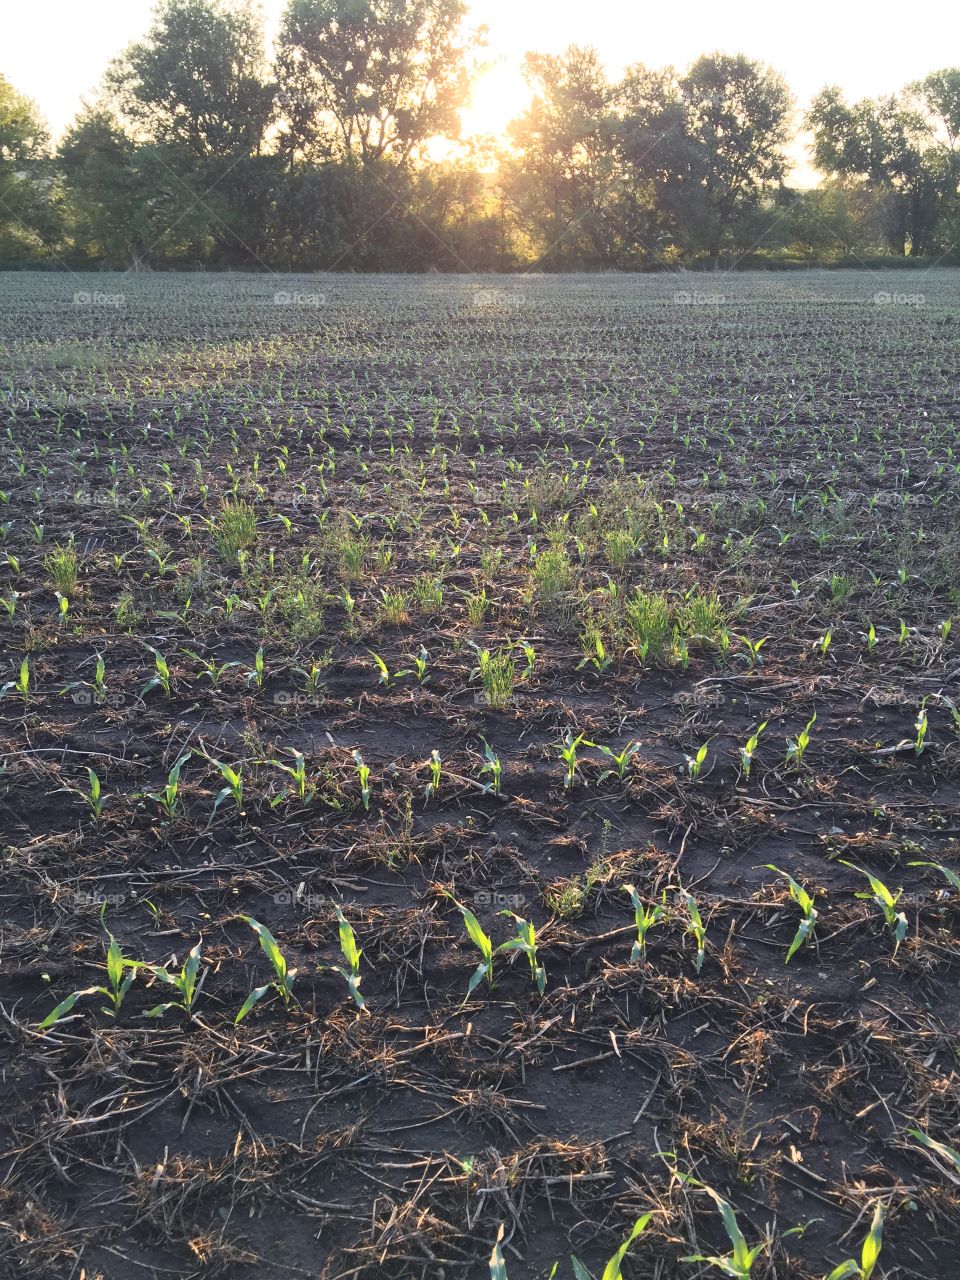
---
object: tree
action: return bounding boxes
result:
[99,0,277,265]
[107,0,274,159]
[0,76,59,259]
[808,87,940,255]
[275,0,482,164]
[679,53,793,261]
[504,46,625,267]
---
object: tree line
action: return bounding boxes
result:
[2,0,958,271]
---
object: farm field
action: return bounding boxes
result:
[0,268,959,1280]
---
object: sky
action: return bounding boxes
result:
[5,0,959,185]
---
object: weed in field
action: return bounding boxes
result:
[213,498,257,560]
[470,645,515,707]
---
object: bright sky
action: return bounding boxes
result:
[5,0,959,185]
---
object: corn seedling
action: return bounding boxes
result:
[141,645,172,699]
[914,703,928,754]
[39,925,139,1029]
[79,767,107,820]
[445,893,498,998]
[424,749,442,800]
[266,748,312,804]
[578,629,612,676]
[369,650,404,689]
[906,859,960,893]
[558,729,589,789]
[737,634,768,669]
[680,890,707,973]
[146,941,203,1018]
[624,884,666,960]
[785,712,816,769]
[1,656,29,703]
[841,862,907,952]
[907,1129,960,1176]
[329,906,367,1009]
[570,1214,653,1280]
[209,757,244,821]
[823,1202,884,1280]
[738,722,767,780]
[686,740,711,780]
[352,750,371,810]
[680,1182,765,1278]
[236,916,297,1021]
[498,910,546,994]
[245,646,266,690]
[594,740,641,782]
[479,740,503,795]
[766,865,818,962]
[141,752,190,820]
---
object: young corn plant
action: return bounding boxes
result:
[236,916,297,1022]
[141,753,190,820]
[1,656,30,704]
[424,749,442,800]
[77,767,107,821]
[478,740,503,795]
[914,702,928,755]
[594,740,641,783]
[266,748,313,805]
[680,1182,765,1279]
[245,646,266,691]
[558,729,589,789]
[907,859,960,893]
[680,890,707,974]
[907,1129,960,1176]
[146,941,203,1018]
[570,1214,653,1280]
[329,907,367,1010]
[686,740,711,781]
[823,1202,884,1280]
[140,645,172,699]
[623,884,666,961]
[785,712,816,769]
[209,757,244,821]
[39,925,140,1028]
[445,893,498,999]
[738,722,767,780]
[498,910,546,994]
[766,866,818,962]
[841,862,907,953]
[352,750,371,810]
